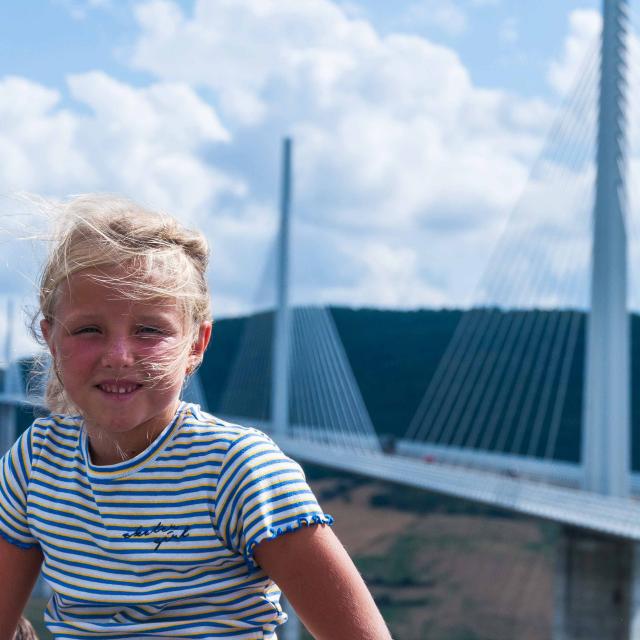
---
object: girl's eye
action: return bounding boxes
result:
[137,326,164,335]
[72,326,100,335]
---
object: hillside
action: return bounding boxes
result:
[199,308,604,465]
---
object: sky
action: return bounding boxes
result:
[0,0,634,356]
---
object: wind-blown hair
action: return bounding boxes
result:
[13,616,39,640]
[32,194,212,413]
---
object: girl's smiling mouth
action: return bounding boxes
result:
[96,381,142,396]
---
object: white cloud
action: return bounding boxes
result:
[334,1,367,20]
[400,1,469,38]
[547,9,601,96]
[130,1,551,236]
[338,241,449,307]
[0,71,236,212]
[67,72,230,147]
[0,76,92,192]
[131,0,380,126]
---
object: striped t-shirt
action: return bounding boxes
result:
[0,402,333,639]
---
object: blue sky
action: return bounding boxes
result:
[0,0,632,355]
[0,2,153,95]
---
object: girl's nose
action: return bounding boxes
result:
[101,337,135,368]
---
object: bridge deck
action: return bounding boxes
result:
[273,435,640,541]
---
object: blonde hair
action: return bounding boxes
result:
[33,194,211,413]
[13,617,38,640]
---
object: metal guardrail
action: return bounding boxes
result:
[273,435,640,541]
[395,439,584,487]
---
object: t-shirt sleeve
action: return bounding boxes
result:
[0,429,37,549]
[213,430,333,569]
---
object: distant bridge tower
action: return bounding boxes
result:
[272,137,293,440]
[271,136,301,640]
[555,1,639,639]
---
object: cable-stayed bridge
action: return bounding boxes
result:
[2,0,640,637]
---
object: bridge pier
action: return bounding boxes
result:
[554,527,640,639]
[0,402,17,454]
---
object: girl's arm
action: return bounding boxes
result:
[0,537,42,639]
[254,524,392,640]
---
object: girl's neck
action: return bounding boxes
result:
[88,435,154,466]
[85,402,181,466]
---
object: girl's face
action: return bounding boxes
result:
[41,265,211,451]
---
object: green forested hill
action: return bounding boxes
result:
[198,308,640,471]
[199,308,465,438]
[329,308,464,439]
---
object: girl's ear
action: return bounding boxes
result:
[189,322,212,368]
[40,318,56,356]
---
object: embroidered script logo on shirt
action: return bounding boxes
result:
[122,522,191,551]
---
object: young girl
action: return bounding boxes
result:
[0,195,391,640]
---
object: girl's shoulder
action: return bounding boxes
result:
[3,412,83,473]
[30,411,83,434]
[27,412,83,450]
[179,403,276,448]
